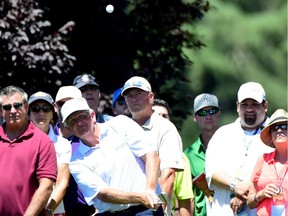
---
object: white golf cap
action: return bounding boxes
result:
[121,76,151,95]
[61,97,90,123]
[55,86,82,102]
[237,82,266,103]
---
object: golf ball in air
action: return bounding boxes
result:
[106,4,114,13]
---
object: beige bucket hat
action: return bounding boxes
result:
[260,109,288,147]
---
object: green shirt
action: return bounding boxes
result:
[184,137,207,216]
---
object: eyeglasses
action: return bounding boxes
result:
[196,108,219,117]
[30,106,53,113]
[80,85,98,92]
[271,124,287,132]
[2,102,23,111]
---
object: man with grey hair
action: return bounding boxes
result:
[61,97,164,215]
[0,85,57,215]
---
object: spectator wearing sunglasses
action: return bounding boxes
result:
[184,93,221,216]
[247,109,288,216]
[73,74,113,123]
[205,82,274,216]
[0,86,57,215]
[111,87,131,117]
[28,91,72,216]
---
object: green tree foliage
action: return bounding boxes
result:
[0,0,75,95]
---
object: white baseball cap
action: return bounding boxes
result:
[121,76,151,95]
[55,86,82,102]
[61,97,90,123]
[194,93,220,113]
[237,82,266,103]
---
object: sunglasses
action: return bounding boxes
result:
[80,85,98,92]
[2,102,23,111]
[196,108,219,117]
[271,124,287,132]
[30,106,53,113]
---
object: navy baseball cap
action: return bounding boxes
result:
[73,74,99,89]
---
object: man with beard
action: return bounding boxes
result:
[205,82,274,216]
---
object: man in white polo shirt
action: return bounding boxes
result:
[61,97,164,216]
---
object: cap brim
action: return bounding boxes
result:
[121,86,150,96]
[28,97,53,105]
[238,94,263,103]
[75,82,99,89]
[195,105,220,113]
